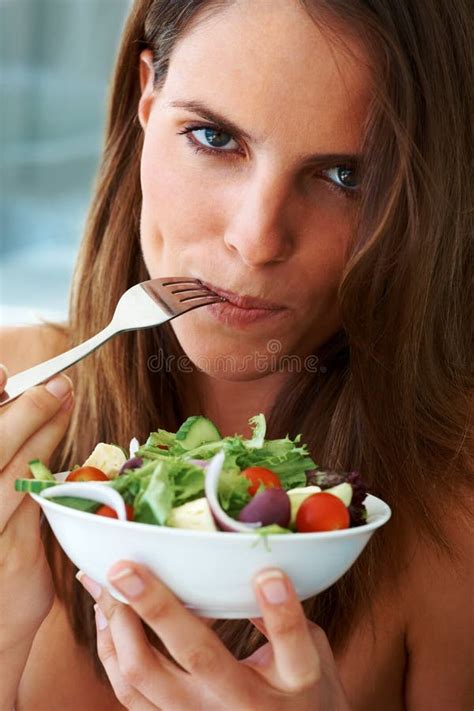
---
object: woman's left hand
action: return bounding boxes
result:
[77,563,350,711]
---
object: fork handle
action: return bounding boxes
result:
[0,324,117,406]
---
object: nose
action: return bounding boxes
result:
[223,169,295,268]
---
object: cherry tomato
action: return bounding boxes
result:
[240,466,282,496]
[96,504,134,521]
[65,466,109,482]
[295,492,350,532]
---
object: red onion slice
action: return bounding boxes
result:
[187,458,210,469]
[129,437,140,458]
[238,487,291,527]
[119,457,143,475]
[204,451,262,532]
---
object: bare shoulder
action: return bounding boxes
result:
[404,493,474,611]
[402,492,474,709]
[0,323,70,375]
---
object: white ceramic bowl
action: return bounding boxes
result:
[32,479,391,619]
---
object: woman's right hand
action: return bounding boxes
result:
[0,364,74,651]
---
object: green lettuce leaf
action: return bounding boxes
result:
[255,524,292,535]
[147,428,176,447]
[133,462,174,525]
[49,496,100,513]
[45,414,318,529]
[235,433,315,489]
[217,467,251,516]
[168,460,205,506]
[115,458,206,523]
[245,413,266,449]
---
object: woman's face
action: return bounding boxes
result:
[138,0,371,379]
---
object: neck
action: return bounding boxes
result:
[190,370,290,438]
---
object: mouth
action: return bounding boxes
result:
[200,280,286,311]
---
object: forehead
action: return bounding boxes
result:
[159,0,373,155]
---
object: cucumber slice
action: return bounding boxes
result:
[15,479,57,493]
[175,416,221,451]
[28,459,55,481]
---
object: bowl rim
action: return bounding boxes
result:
[31,492,391,541]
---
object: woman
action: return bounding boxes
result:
[1,0,472,709]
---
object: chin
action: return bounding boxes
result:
[196,358,282,382]
[180,342,282,381]
[171,318,296,381]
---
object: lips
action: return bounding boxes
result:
[200,280,286,311]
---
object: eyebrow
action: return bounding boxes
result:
[169,99,255,143]
[168,98,361,166]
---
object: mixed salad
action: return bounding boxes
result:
[15,414,368,534]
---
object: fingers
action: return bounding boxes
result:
[0,373,73,469]
[252,568,321,693]
[79,566,331,708]
[0,363,8,392]
[0,403,73,531]
[93,604,158,711]
[82,578,192,709]
[105,562,255,701]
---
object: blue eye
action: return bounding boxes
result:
[324,166,358,191]
[190,127,239,151]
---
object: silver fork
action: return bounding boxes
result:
[0,277,225,406]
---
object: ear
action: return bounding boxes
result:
[138,49,155,129]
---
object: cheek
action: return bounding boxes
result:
[299,201,352,296]
[139,132,227,274]
[291,206,352,346]
[141,131,185,210]
[139,129,177,262]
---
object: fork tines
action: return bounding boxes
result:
[144,277,225,316]
[160,277,224,303]
[159,277,202,287]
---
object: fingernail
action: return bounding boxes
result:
[255,570,289,605]
[0,364,8,385]
[76,570,102,600]
[109,567,145,599]
[45,374,73,400]
[94,604,108,631]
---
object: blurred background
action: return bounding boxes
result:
[1,0,131,325]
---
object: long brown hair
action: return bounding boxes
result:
[45,0,473,683]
